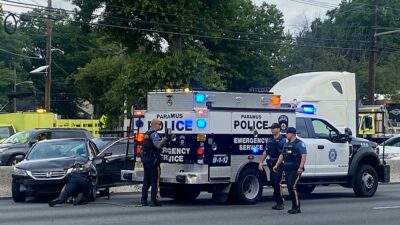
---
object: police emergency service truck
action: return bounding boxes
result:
[122,90,389,204]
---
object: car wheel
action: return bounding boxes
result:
[231,168,263,205]
[353,165,378,197]
[88,186,97,202]
[12,179,26,203]
[8,155,23,166]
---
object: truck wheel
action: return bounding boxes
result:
[12,179,26,203]
[353,165,378,197]
[297,185,316,195]
[233,168,263,204]
[172,189,200,202]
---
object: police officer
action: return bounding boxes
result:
[258,123,287,210]
[272,127,307,214]
[141,118,168,207]
[49,162,97,207]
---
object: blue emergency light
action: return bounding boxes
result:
[197,119,207,129]
[252,146,260,153]
[135,120,144,128]
[301,105,316,114]
[195,93,206,103]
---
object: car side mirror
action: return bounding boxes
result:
[344,128,353,142]
[29,140,37,147]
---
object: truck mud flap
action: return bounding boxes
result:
[379,164,390,183]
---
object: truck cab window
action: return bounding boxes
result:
[296,117,310,138]
[311,119,339,142]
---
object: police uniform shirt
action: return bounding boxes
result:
[282,140,307,167]
[264,135,287,159]
[148,128,161,146]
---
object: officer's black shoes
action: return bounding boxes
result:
[288,208,301,214]
[49,198,62,207]
[272,204,284,210]
[141,201,148,206]
[149,201,162,207]
[73,193,84,206]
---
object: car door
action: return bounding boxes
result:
[97,138,136,187]
[295,117,315,177]
[308,118,349,176]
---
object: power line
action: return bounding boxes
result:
[0,2,377,46]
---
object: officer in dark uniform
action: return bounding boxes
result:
[141,118,168,207]
[273,127,307,214]
[258,123,287,210]
[49,162,97,207]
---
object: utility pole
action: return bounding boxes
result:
[45,0,52,112]
[368,0,378,105]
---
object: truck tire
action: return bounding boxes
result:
[233,168,263,205]
[172,189,200,202]
[12,179,26,203]
[353,165,378,197]
[297,184,316,195]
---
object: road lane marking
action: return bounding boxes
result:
[373,206,400,210]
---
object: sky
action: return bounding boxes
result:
[2,0,341,32]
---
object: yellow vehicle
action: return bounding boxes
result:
[358,105,395,143]
[0,112,100,140]
[0,124,16,143]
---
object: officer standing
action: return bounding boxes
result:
[258,123,287,210]
[272,127,307,214]
[141,118,168,207]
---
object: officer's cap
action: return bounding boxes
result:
[286,127,297,134]
[269,123,281,129]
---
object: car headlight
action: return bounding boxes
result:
[13,167,28,176]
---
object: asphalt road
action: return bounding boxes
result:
[1,184,400,225]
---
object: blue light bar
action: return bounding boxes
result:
[301,105,316,114]
[195,93,206,103]
[197,119,207,129]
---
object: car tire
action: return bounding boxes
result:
[88,186,97,202]
[232,168,263,205]
[353,165,378,197]
[12,179,26,203]
[297,184,316,195]
[8,155,23,166]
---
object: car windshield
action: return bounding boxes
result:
[3,131,33,144]
[27,139,88,160]
[380,137,400,147]
[93,138,118,150]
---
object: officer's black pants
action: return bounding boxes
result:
[141,161,158,203]
[272,169,301,209]
[271,168,285,205]
[59,174,91,203]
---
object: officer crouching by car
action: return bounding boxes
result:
[272,127,307,214]
[258,123,287,209]
[141,118,169,207]
[49,162,97,207]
